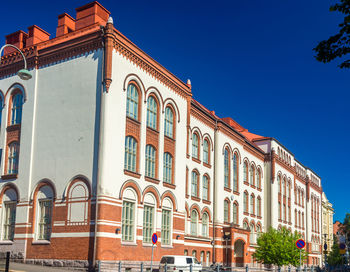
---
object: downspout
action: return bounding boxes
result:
[93,16,114,268]
[212,118,218,264]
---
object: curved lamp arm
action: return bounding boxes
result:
[0,44,32,80]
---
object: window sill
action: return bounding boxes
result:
[203,162,211,169]
[126,116,141,125]
[202,199,211,205]
[251,185,256,189]
[243,212,249,216]
[164,135,175,142]
[121,241,137,246]
[233,191,240,196]
[161,244,173,248]
[192,157,201,164]
[1,174,18,180]
[146,126,159,134]
[32,240,51,245]
[6,124,21,132]
[251,214,256,218]
[0,241,14,245]
[243,181,249,186]
[257,188,262,192]
[257,216,262,220]
[224,187,231,193]
[124,169,141,179]
[163,182,176,189]
[184,235,211,242]
[145,176,160,184]
[191,196,200,202]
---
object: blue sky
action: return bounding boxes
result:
[2,0,348,221]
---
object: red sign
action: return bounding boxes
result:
[296,239,306,249]
[152,233,158,244]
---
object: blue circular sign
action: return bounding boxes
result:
[340,243,346,250]
[296,239,306,249]
[152,233,158,244]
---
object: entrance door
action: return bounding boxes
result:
[234,240,245,267]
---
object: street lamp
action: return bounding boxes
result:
[0,44,32,80]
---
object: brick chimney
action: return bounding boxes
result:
[27,25,50,46]
[4,30,28,55]
[56,13,76,37]
[75,1,110,30]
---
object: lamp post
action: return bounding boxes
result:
[0,44,32,80]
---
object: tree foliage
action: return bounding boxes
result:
[340,213,350,236]
[252,227,307,267]
[314,0,350,68]
[327,235,343,266]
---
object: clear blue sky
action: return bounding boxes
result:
[2,0,348,222]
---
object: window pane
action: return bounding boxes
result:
[125,137,137,172]
[11,93,23,125]
[3,202,16,240]
[203,140,209,164]
[224,149,229,188]
[143,205,154,243]
[163,153,172,184]
[191,210,198,236]
[192,134,198,158]
[122,201,135,241]
[147,97,157,129]
[202,176,208,200]
[191,172,198,197]
[161,209,171,245]
[224,200,228,222]
[164,107,174,138]
[8,142,19,174]
[38,199,52,240]
[145,145,156,178]
[233,154,238,191]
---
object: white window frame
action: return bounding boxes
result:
[146,96,157,130]
[161,208,172,245]
[145,145,156,178]
[122,200,135,242]
[125,136,137,172]
[37,199,53,241]
[2,201,16,241]
[143,205,154,243]
[164,107,174,138]
[126,84,138,120]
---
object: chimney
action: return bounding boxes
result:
[56,13,75,37]
[27,25,50,46]
[4,30,28,55]
[75,1,110,30]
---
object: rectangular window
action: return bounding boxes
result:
[161,209,171,245]
[191,172,198,197]
[3,201,16,240]
[122,201,135,241]
[143,205,154,243]
[38,199,52,240]
[202,176,208,200]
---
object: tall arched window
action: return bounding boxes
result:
[11,93,23,125]
[145,145,156,178]
[1,188,17,241]
[202,175,209,201]
[202,212,209,237]
[250,194,255,214]
[163,152,172,184]
[257,169,261,189]
[191,210,198,236]
[282,178,286,196]
[161,198,172,245]
[36,185,54,241]
[146,96,157,129]
[192,133,199,159]
[224,148,230,188]
[250,165,255,186]
[257,197,261,217]
[124,136,137,172]
[243,161,248,183]
[244,192,248,213]
[143,194,155,243]
[233,153,238,191]
[278,202,281,220]
[203,139,209,164]
[191,171,198,197]
[164,107,174,138]
[233,202,238,224]
[278,176,281,193]
[7,142,19,174]
[224,200,229,222]
[126,84,139,120]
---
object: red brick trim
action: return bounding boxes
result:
[191,196,200,202]
[161,191,177,211]
[145,176,160,184]
[0,183,20,203]
[124,170,141,179]
[202,200,211,205]
[192,157,201,164]
[1,174,18,180]
[163,182,176,189]
[142,185,161,208]
[224,187,231,193]
[120,180,142,204]
[203,162,211,169]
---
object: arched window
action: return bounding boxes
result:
[10,93,23,125]
[287,182,290,198]
[295,209,297,227]
[67,180,89,224]
[146,96,157,130]
[200,251,204,264]
[250,194,255,214]
[143,194,155,243]
[277,176,281,193]
[202,212,209,237]
[233,153,238,191]
[244,192,248,213]
[163,152,172,184]
[224,148,230,188]
[164,107,174,138]
[145,145,156,178]
[7,142,19,174]
[1,188,17,241]
[206,252,210,266]
[233,202,238,224]
[191,171,199,197]
[243,221,249,230]
[161,198,173,245]
[192,250,197,258]
[278,202,281,220]
[243,161,248,183]
[203,139,209,164]
[125,136,137,172]
[256,224,261,233]
[191,210,198,236]
[257,197,261,217]
[202,175,209,201]
[36,185,54,241]
[282,178,286,196]
[184,249,188,256]
[224,200,229,222]
[126,84,139,120]
[257,169,261,189]
[302,212,305,228]
[192,133,199,159]
[250,165,255,186]
[283,204,286,221]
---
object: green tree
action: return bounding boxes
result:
[340,213,350,236]
[327,236,343,266]
[313,0,350,68]
[253,227,307,267]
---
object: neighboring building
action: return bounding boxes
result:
[334,221,344,239]
[322,192,334,264]
[0,1,323,269]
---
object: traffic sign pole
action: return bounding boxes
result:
[299,249,301,271]
[150,233,158,272]
[295,239,305,271]
[151,244,154,272]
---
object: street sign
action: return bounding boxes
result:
[324,243,328,251]
[339,243,346,250]
[296,239,306,249]
[340,249,346,255]
[152,233,158,244]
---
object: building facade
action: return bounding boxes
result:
[0,1,323,269]
[321,192,334,264]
